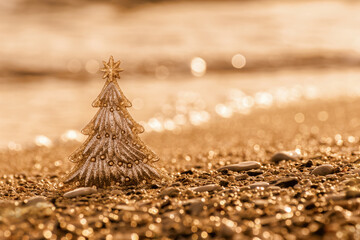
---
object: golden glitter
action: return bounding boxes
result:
[118,161,123,166]
[108,161,114,166]
[67,224,76,232]
[148,207,158,215]
[125,177,130,182]
[131,233,139,240]
[82,229,93,237]
[90,157,96,162]
[102,217,109,223]
[43,230,52,239]
[112,135,116,139]
[100,155,105,160]
[201,231,208,238]
[127,163,132,168]
[110,108,114,112]
[121,130,125,134]
[103,103,108,107]
[65,233,73,239]
[135,160,139,164]
[145,231,153,238]
[96,135,101,139]
[116,106,121,111]
[105,133,110,138]
[192,234,198,240]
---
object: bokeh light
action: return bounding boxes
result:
[85,59,99,74]
[231,54,246,69]
[61,130,84,142]
[215,104,233,118]
[35,135,53,147]
[191,57,207,77]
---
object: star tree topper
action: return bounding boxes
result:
[101,56,123,81]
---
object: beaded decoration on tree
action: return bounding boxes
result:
[64,56,160,187]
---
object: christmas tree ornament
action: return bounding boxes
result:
[64,56,160,187]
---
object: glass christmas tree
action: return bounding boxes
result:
[64,56,160,187]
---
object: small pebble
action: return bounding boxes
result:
[183,198,204,215]
[352,169,360,175]
[299,160,313,168]
[191,184,221,193]
[247,170,263,176]
[159,187,180,197]
[270,151,300,163]
[220,222,235,238]
[235,174,248,180]
[181,169,194,175]
[353,158,360,163]
[217,161,261,172]
[171,182,182,187]
[312,164,334,176]
[115,205,136,211]
[326,193,346,201]
[342,178,359,186]
[253,199,269,207]
[64,187,97,198]
[24,196,48,205]
[275,177,299,188]
[219,180,229,187]
[249,182,269,189]
[346,189,360,199]
[150,184,161,189]
[268,186,281,191]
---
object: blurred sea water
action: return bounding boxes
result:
[0,0,360,76]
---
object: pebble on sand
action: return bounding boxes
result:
[326,193,346,201]
[353,169,360,175]
[249,182,269,189]
[312,164,334,176]
[115,205,136,211]
[159,187,180,197]
[346,189,360,199]
[182,198,204,215]
[274,177,299,188]
[24,196,48,205]
[217,161,261,172]
[64,187,97,198]
[235,174,248,180]
[191,184,221,193]
[270,151,300,163]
